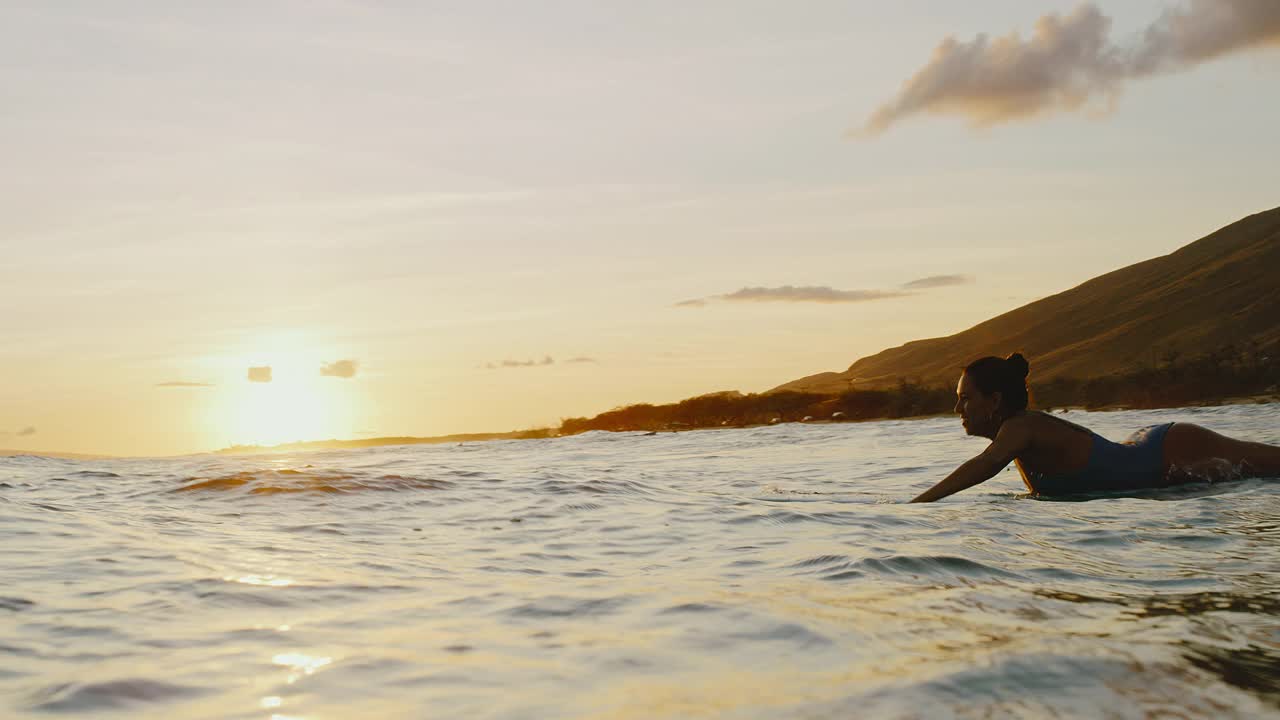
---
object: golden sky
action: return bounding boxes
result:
[2,1,1278,456]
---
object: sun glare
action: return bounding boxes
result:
[207,344,358,448]
[235,378,334,447]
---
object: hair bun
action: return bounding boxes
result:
[1005,352,1030,379]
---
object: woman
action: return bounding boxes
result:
[910,353,1280,502]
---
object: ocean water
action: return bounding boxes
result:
[2,405,1278,720]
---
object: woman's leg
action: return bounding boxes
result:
[1162,423,1280,481]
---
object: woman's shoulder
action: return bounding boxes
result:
[1018,410,1095,438]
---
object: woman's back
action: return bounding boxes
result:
[1009,411,1096,492]
[1017,413,1179,495]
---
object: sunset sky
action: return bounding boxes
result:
[3,1,1278,456]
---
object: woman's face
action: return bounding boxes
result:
[955,372,1001,438]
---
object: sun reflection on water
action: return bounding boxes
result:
[224,574,295,587]
[273,652,333,685]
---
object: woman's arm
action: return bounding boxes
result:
[910,419,1031,503]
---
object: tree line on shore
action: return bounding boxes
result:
[556,342,1279,435]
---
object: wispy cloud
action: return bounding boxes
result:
[484,356,555,370]
[320,359,359,379]
[722,286,907,303]
[247,366,273,383]
[900,274,974,289]
[859,0,1280,135]
[677,276,977,308]
[565,356,598,364]
[156,381,215,388]
[2,426,38,437]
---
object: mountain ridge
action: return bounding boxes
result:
[772,206,1280,394]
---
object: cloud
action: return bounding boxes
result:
[720,285,908,303]
[247,366,273,383]
[678,278,974,307]
[156,381,215,388]
[565,356,598,364]
[1134,0,1280,71]
[320,359,358,378]
[485,356,555,369]
[17,426,36,437]
[901,274,974,289]
[859,1,1280,135]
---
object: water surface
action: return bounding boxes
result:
[2,405,1278,718]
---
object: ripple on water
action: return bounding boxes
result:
[657,602,724,615]
[837,649,1275,719]
[1182,641,1280,703]
[731,622,832,648]
[505,595,633,619]
[1035,589,1280,618]
[282,522,348,535]
[681,618,833,654]
[28,679,208,713]
[789,554,849,570]
[172,470,454,494]
[852,554,1026,582]
[58,470,122,479]
[0,597,35,612]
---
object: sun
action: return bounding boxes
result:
[233,377,337,447]
[208,344,358,449]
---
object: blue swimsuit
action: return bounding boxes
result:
[1027,423,1176,496]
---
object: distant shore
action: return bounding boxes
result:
[7,393,1274,461]
[212,392,1279,456]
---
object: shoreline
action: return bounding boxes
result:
[555,393,1280,439]
[8,394,1276,461]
